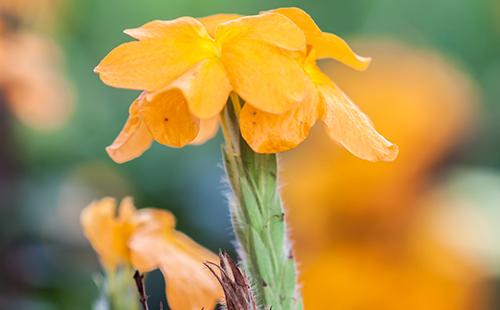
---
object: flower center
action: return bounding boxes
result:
[200,38,222,58]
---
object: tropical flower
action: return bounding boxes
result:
[240,7,397,161]
[81,197,223,310]
[95,12,311,163]
[96,8,397,163]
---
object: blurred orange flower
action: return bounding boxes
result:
[0,1,73,131]
[301,232,484,310]
[97,8,397,163]
[0,0,60,30]
[81,197,223,310]
[0,32,73,131]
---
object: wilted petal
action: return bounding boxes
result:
[80,198,130,271]
[240,87,319,153]
[171,58,231,119]
[319,83,398,162]
[191,117,219,145]
[130,226,222,310]
[118,197,136,220]
[198,14,241,37]
[141,90,200,147]
[222,40,310,114]
[127,209,177,271]
[216,13,306,51]
[166,232,223,310]
[106,97,153,164]
[95,17,215,91]
[271,7,371,70]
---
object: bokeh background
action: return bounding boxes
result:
[1,0,499,309]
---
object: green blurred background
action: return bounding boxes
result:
[1,0,499,309]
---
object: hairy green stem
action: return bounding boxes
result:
[220,95,302,310]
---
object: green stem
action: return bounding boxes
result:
[94,267,139,310]
[221,95,302,310]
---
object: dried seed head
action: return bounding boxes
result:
[205,252,257,310]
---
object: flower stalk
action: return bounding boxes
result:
[221,94,302,310]
[94,267,139,310]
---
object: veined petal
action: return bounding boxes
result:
[198,14,241,38]
[106,97,153,164]
[222,40,310,114]
[240,86,319,153]
[190,117,219,145]
[124,17,210,40]
[141,90,200,147]
[271,7,371,70]
[129,227,222,310]
[216,12,306,51]
[319,83,398,162]
[171,58,231,119]
[95,17,215,91]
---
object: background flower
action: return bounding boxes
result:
[81,197,223,310]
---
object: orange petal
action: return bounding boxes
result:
[240,85,319,153]
[124,17,209,40]
[319,83,398,162]
[315,33,371,71]
[165,232,222,310]
[95,17,214,91]
[222,40,310,114]
[106,97,153,164]
[127,208,178,272]
[216,12,306,52]
[134,208,177,232]
[171,58,231,119]
[118,196,137,221]
[129,227,222,310]
[80,198,129,271]
[198,14,241,37]
[271,7,371,70]
[191,117,219,145]
[140,90,200,147]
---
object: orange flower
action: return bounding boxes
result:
[0,33,73,131]
[0,3,73,132]
[239,7,398,161]
[96,12,311,163]
[81,197,223,310]
[97,9,397,163]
